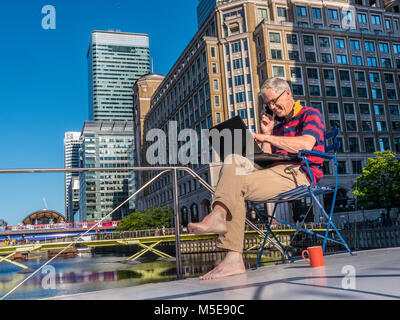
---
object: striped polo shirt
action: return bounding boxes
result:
[271,100,325,184]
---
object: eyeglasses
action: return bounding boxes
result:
[264,90,286,110]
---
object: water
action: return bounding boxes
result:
[0,252,276,300]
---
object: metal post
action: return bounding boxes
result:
[172,168,184,279]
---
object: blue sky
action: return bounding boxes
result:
[0,0,199,225]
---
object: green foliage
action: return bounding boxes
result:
[115,206,174,231]
[352,151,400,213]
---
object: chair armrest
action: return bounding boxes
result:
[298,150,336,160]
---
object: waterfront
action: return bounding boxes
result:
[0,251,275,300]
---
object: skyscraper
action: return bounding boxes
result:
[64,132,81,222]
[88,30,150,122]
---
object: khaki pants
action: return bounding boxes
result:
[212,155,310,253]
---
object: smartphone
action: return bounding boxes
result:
[264,105,274,116]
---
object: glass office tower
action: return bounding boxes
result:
[88,31,150,122]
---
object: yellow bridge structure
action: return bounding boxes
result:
[0,227,329,273]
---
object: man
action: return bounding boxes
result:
[188,77,325,280]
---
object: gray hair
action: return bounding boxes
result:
[259,77,291,100]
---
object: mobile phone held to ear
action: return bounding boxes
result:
[264,105,273,116]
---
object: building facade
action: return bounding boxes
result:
[88,31,150,122]
[135,0,400,226]
[79,121,135,222]
[64,132,81,222]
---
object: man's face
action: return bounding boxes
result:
[263,88,294,118]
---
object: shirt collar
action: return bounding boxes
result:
[293,100,303,117]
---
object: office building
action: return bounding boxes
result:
[135,0,400,225]
[64,132,81,222]
[88,30,150,121]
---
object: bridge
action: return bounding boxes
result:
[0,226,330,273]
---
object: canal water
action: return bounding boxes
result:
[0,252,277,300]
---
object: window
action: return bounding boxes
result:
[339,70,350,81]
[328,102,339,113]
[337,54,348,64]
[377,121,387,132]
[311,102,323,113]
[312,7,322,19]
[328,9,338,20]
[385,19,391,30]
[357,87,368,98]
[326,86,337,96]
[379,138,390,151]
[365,137,375,153]
[237,109,247,119]
[214,95,220,107]
[346,120,357,131]
[354,71,365,82]
[321,53,332,63]
[387,89,397,100]
[393,44,400,54]
[235,92,246,103]
[372,88,382,99]
[269,32,281,43]
[359,104,370,114]
[286,34,298,45]
[303,35,314,46]
[271,49,282,60]
[349,138,360,152]
[323,69,335,80]
[350,40,360,50]
[396,138,400,153]
[292,84,304,95]
[370,72,380,83]
[365,41,375,52]
[277,7,288,18]
[215,112,221,124]
[296,6,307,17]
[352,56,363,65]
[305,52,316,62]
[371,15,381,25]
[234,75,244,86]
[272,66,285,78]
[358,13,367,24]
[290,67,302,78]
[330,119,341,130]
[344,103,354,114]
[392,121,400,132]
[381,58,392,68]
[338,161,347,174]
[352,160,363,174]
[319,37,330,48]
[389,105,399,115]
[374,104,385,116]
[233,59,243,69]
[362,121,373,131]
[367,57,377,67]
[288,50,300,61]
[379,43,389,53]
[211,63,217,74]
[385,73,394,83]
[307,68,319,79]
[211,47,216,57]
[231,42,241,53]
[257,8,268,21]
[309,85,321,96]
[335,38,346,49]
[342,87,352,97]
[213,79,219,90]
[323,162,331,175]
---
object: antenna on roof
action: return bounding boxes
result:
[151,58,154,73]
[43,197,48,210]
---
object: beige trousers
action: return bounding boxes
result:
[212,155,310,253]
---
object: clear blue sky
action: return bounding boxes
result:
[0,0,199,225]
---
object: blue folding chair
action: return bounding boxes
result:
[249,129,353,268]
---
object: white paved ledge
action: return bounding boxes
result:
[48,247,400,300]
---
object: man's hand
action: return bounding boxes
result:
[253,132,269,143]
[260,111,275,134]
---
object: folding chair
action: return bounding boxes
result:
[248,129,353,269]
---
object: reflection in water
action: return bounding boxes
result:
[0,251,276,300]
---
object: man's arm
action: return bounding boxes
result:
[254,133,316,154]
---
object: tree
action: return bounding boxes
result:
[352,151,400,219]
[116,206,174,231]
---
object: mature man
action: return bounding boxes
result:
[188,77,325,280]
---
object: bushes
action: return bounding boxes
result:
[116,206,174,231]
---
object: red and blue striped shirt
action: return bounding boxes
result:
[271,101,325,184]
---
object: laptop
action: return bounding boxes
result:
[209,116,299,167]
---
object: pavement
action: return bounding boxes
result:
[47,247,400,300]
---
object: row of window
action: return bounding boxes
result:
[327,136,400,155]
